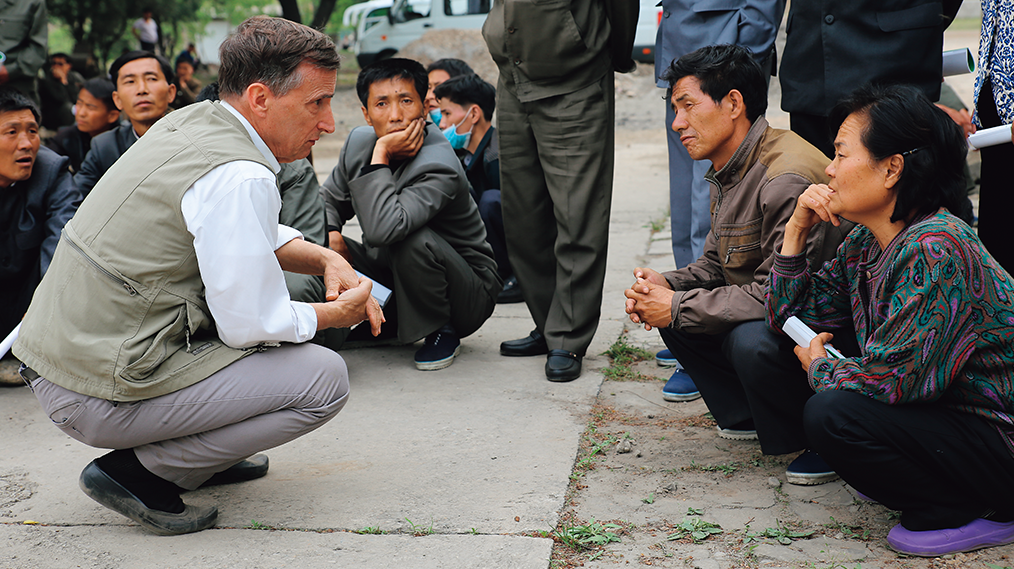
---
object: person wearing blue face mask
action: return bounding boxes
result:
[425,58,473,127]
[435,74,520,304]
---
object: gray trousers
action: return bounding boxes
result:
[496,73,615,355]
[31,343,349,490]
[665,98,712,268]
[346,226,498,344]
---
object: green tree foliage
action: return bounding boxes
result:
[50,0,204,67]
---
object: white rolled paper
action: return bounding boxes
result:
[968,124,1013,149]
[942,48,975,76]
[0,323,20,360]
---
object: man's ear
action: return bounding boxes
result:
[361,106,373,127]
[166,83,177,105]
[245,83,271,118]
[725,89,745,121]
[884,154,905,189]
[112,91,125,112]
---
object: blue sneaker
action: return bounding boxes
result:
[655,349,681,367]
[662,368,700,402]
[785,450,839,485]
[414,325,460,371]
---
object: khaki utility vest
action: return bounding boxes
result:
[15,101,274,402]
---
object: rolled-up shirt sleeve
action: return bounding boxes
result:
[181,160,318,348]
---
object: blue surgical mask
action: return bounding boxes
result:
[429,109,442,125]
[442,115,473,150]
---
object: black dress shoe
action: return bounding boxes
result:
[500,329,549,356]
[497,275,524,304]
[545,349,582,382]
[198,454,269,488]
[80,460,218,535]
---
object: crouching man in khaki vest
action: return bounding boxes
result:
[12,16,383,536]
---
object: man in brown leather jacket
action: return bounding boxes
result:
[625,45,852,485]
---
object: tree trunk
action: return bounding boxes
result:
[279,0,302,23]
[310,0,338,30]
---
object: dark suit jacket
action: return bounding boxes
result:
[320,123,496,277]
[654,0,783,87]
[73,122,136,197]
[461,126,499,200]
[0,146,81,331]
[780,0,961,116]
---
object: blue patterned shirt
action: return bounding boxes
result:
[974,0,1014,126]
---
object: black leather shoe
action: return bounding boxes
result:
[545,349,582,382]
[199,454,269,488]
[497,275,524,304]
[500,329,549,357]
[80,460,218,535]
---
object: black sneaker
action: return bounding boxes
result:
[414,325,460,371]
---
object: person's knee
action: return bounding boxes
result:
[803,390,857,452]
[478,190,501,220]
[304,348,350,420]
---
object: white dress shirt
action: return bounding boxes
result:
[180,101,318,348]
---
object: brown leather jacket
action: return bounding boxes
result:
[663,117,853,334]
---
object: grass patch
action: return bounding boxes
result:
[667,516,723,543]
[601,335,656,382]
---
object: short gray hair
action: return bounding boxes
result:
[218,16,340,98]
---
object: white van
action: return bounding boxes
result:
[354,0,491,68]
[633,0,662,63]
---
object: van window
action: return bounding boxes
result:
[391,0,430,23]
[443,0,490,16]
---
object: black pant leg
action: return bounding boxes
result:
[659,324,750,427]
[975,80,1014,274]
[789,113,834,159]
[804,390,1014,531]
[725,320,815,455]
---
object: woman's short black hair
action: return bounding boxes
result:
[829,84,969,224]
[81,77,116,112]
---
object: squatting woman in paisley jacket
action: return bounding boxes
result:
[766,84,1014,558]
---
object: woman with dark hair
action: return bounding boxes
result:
[766,84,1014,557]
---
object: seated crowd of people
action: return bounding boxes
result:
[1,13,1013,561]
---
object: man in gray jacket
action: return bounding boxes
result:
[624,45,851,486]
[321,58,499,371]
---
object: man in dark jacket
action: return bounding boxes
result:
[321,59,500,371]
[0,88,80,337]
[433,74,520,304]
[780,0,961,157]
[74,51,175,196]
[45,77,120,173]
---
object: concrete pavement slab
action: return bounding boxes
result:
[0,524,551,569]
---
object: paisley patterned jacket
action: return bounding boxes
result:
[767,210,1014,453]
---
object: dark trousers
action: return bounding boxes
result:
[347,226,498,344]
[789,113,834,159]
[804,390,1014,531]
[659,320,815,455]
[476,189,511,278]
[975,78,1014,274]
[497,73,614,355]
